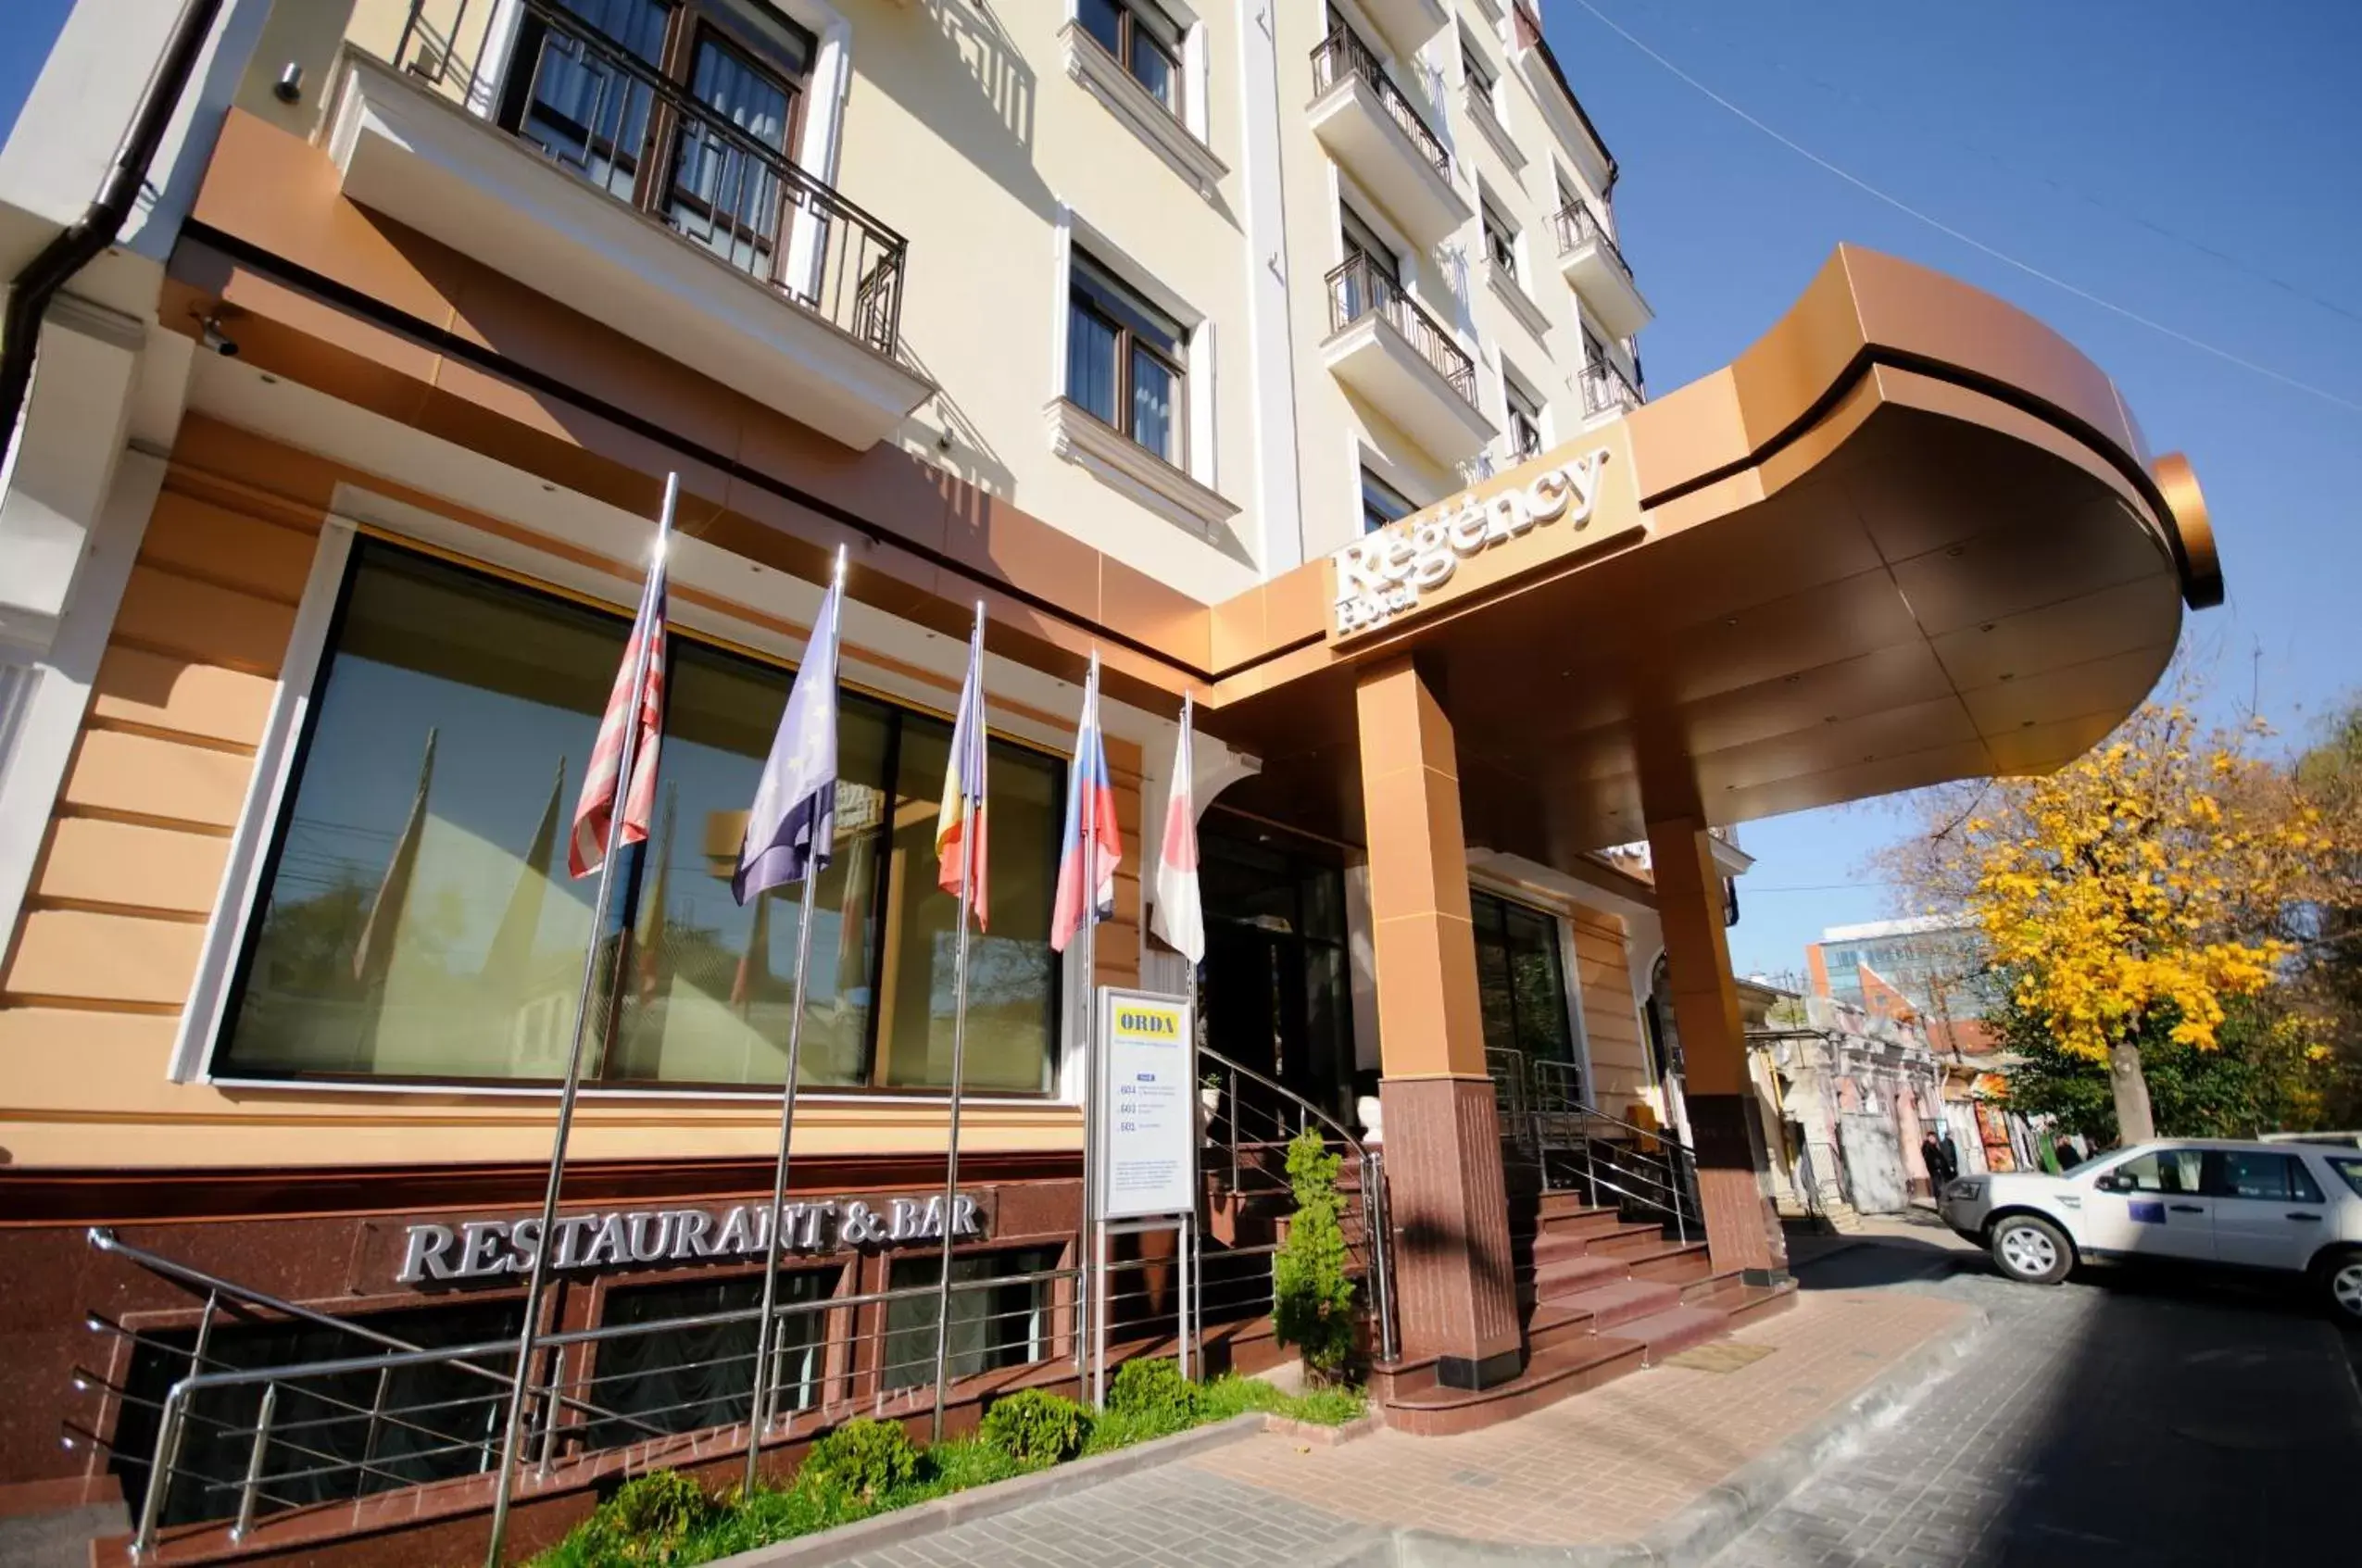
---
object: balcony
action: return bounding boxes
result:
[1552,198,1652,339]
[1580,353,1643,420]
[324,0,933,450]
[1321,253,1495,464]
[1307,29,1472,252]
[1357,0,1451,57]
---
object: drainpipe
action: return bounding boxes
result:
[0,0,226,455]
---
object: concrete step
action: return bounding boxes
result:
[1379,1336,1647,1436]
[1523,1299,1599,1355]
[1531,1251,1628,1297]
[1617,1303,1730,1364]
[1683,1273,1801,1330]
[1537,1190,1608,1221]
[1531,1207,1627,1245]
[1541,1276,1680,1328]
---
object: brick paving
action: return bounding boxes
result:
[1706,1268,2362,1568]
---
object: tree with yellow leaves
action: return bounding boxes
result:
[1927,700,2328,1143]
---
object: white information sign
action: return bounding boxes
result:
[1094,988,1198,1221]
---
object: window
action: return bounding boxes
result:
[591,1268,835,1439]
[1470,889,1577,1097]
[2329,1156,2362,1198]
[2106,1149,2206,1195]
[2205,1151,2325,1204]
[881,1246,1062,1390]
[110,1299,524,1527]
[1463,32,1500,123]
[506,0,819,282]
[1078,0,1184,113]
[1480,199,1519,282]
[1340,204,1400,280]
[1502,369,1544,461]
[215,543,1061,1095]
[1067,249,1188,467]
[1360,467,1416,534]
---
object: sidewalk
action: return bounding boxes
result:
[801,1284,1976,1568]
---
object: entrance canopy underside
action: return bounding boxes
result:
[1200,246,2220,861]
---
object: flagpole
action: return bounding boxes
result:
[484,473,676,1568]
[1077,658,1102,1408]
[929,605,985,1444]
[743,546,843,1494]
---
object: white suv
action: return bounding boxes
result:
[1939,1138,2362,1323]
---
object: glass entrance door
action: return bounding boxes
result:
[1471,888,1580,1106]
[1196,822,1353,1125]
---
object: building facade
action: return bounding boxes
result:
[0,1,2220,1562]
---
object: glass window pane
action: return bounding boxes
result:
[2210,1151,2295,1201]
[1470,894,1516,1059]
[1504,904,1572,1062]
[1129,30,1177,108]
[1130,344,1178,460]
[1071,252,1185,353]
[590,1269,832,1442]
[220,546,627,1083]
[2330,1157,2362,1198]
[1078,0,1123,56]
[668,37,792,275]
[526,0,671,198]
[876,721,1058,1092]
[882,1248,1059,1390]
[1066,301,1120,424]
[1360,468,1414,534]
[604,642,890,1089]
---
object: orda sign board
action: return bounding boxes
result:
[1328,444,1636,641]
[1096,989,1198,1221]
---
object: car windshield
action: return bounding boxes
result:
[2061,1148,2119,1177]
[2329,1156,2362,1200]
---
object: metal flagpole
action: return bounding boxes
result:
[742,548,843,1494]
[928,606,985,1444]
[485,473,677,1568]
[744,870,818,1493]
[1075,658,1099,1402]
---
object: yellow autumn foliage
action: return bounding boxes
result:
[1946,703,2325,1064]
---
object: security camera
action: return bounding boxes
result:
[199,315,239,358]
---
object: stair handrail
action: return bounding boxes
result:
[1197,1045,1363,1153]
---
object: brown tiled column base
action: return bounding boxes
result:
[1686,1092,1787,1276]
[1378,1075,1525,1389]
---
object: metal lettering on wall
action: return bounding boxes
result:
[1329,446,1614,639]
[396,1195,986,1285]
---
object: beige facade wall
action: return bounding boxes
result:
[1277,0,1632,561]
[1570,906,1652,1118]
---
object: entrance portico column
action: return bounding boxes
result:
[1644,816,1787,1276]
[1357,656,1523,1389]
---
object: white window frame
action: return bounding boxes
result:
[1498,355,1549,465]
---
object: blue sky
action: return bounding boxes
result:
[1546,0,2362,977]
[5,2,2355,983]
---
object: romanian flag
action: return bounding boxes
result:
[935,612,989,928]
[1050,655,1122,953]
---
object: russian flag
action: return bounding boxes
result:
[1050,655,1123,953]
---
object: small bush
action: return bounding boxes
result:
[979,1388,1092,1466]
[1107,1356,1203,1430]
[555,1470,716,1565]
[798,1417,920,1502]
[1273,1127,1357,1381]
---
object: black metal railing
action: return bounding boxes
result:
[392,0,906,357]
[1551,197,1630,282]
[1581,353,1643,418]
[1489,1051,1702,1237]
[1310,27,1451,182]
[1325,252,1478,408]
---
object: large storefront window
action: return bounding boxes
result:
[880,1246,1061,1390]
[1471,889,1577,1098]
[216,543,1059,1094]
[589,1268,835,1440]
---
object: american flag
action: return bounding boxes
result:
[569,565,669,879]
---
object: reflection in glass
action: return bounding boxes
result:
[590,1269,832,1440]
[881,1247,1059,1390]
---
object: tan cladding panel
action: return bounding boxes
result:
[4,909,206,1007]
[35,818,229,915]
[62,729,254,828]
[112,564,298,676]
[1572,913,1652,1109]
[90,646,278,748]
[137,491,318,604]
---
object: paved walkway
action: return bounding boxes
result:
[835,1284,1974,1568]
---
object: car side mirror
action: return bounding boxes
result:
[2093,1174,2123,1193]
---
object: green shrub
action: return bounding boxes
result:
[978,1388,1092,1465]
[555,1470,716,1565]
[1273,1128,1357,1381]
[1107,1356,1202,1429]
[797,1417,920,1502]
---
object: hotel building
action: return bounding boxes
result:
[0,1,2220,1561]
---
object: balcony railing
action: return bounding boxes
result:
[1326,252,1477,407]
[393,0,906,358]
[1310,26,1451,182]
[1581,352,1643,418]
[1552,198,1631,282]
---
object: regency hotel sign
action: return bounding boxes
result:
[1328,444,1637,641]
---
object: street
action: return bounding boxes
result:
[1714,1232,2362,1567]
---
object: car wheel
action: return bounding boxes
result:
[1990,1214,2073,1285]
[2320,1250,2362,1325]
